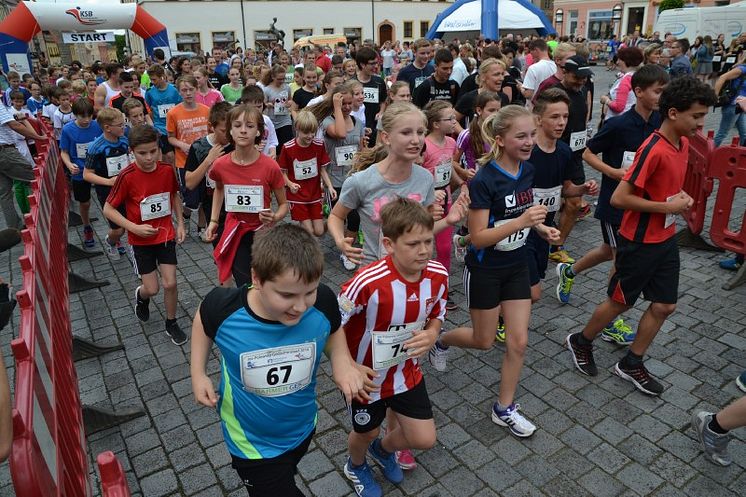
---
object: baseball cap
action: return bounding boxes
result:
[563,55,593,77]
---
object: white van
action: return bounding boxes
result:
[654,2,745,45]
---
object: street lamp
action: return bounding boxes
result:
[555,9,563,36]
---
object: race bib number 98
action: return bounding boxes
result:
[240,343,316,397]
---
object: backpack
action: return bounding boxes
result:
[716,65,746,107]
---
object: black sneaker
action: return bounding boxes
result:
[165,320,188,346]
[134,286,150,322]
[614,361,664,396]
[566,333,598,376]
[446,298,458,311]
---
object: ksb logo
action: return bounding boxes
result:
[65,6,106,26]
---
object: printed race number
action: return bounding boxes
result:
[370,322,424,370]
[225,185,264,213]
[363,87,379,104]
[434,162,452,188]
[293,158,318,180]
[533,186,561,212]
[570,130,587,152]
[140,192,171,221]
[240,343,316,397]
[335,145,357,168]
[493,219,529,251]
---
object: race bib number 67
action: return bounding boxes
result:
[240,343,316,397]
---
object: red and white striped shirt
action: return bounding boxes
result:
[339,256,449,403]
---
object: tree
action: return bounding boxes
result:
[659,0,685,13]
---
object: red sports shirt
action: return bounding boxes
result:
[277,138,330,203]
[106,162,179,245]
[620,131,688,244]
[208,153,285,230]
[339,256,448,403]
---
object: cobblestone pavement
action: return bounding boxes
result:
[1,69,744,497]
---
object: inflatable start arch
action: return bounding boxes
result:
[0,1,169,72]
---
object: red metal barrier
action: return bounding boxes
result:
[9,121,131,496]
[682,130,715,236]
[709,145,746,254]
[97,452,132,497]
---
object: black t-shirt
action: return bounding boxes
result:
[549,82,589,174]
[355,74,387,135]
[529,141,573,226]
[455,89,509,129]
[457,73,478,100]
[293,88,316,110]
[397,63,435,93]
[185,135,234,220]
[502,74,525,105]
[412,76,460,108]
[587,108,661,224]
[208,71,228,89]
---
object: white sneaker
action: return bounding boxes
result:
[452,234,467,263]
[104,237,120,260]
[428,342,448,372]
[491,403,536,438]
[340,254,357,271]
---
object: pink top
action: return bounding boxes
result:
[607,72,634,114]
[196,89,225,108]
[423,135,457,191]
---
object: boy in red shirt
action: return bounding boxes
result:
[104,124,187,345]
[566,77,716,396]
[278,110,335,237]
[339,198,446,497]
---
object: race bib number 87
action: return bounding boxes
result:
[240,343,316,397]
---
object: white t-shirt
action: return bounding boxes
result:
[523,59,558,91]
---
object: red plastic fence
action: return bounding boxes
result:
[682,130,716,235]
[709,144,746,255]
[9,122,130,497]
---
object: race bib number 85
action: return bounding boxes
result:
[240,343,316,397]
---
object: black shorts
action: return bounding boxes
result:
[350,379,432,433]
[232,230,255,287]
[96,189,124,230]
[158,134,174,154]
[71,179,91,203]
[608,236,679,306]
[132,240,177,275]
[332,187,360,232]
[568,155,586,185]
[231,430,313,497]
[464,262,531,309]
[600,221,621,249]
[526,232,550,286]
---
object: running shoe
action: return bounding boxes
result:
[601,319,636,345]
[165,320,188,346]
[116,241,126,256]
[134,285,150,322]
[719,257,743,271]
[368,439,404,484]
[446,298,458,311]
[83,225,95,249]
[395,449,417,470]
[613,361,664,396]
[197,227,210,243]
[340,254,357,271]
[549,248,575,264]
[495,319,506,343]
[566,333,598,376]
[104,236,120,260]
[344,458,382,497]
[452,234,467,263]
[429,341,448,372]
[691,411,733,466]
[555,263,575,304]
[491,402,536,438]
[576,203,592,220]
[736,370,746,393]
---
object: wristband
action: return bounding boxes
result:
[209,219,219,225]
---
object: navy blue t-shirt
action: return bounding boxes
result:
[529,141,573,227]
[466,160,535,268]
[397,63,435,93]
[587,108,661,225]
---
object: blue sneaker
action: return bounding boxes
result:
[555,263,575,304]
[116,241,126,256]
[344,458,382,497]
[601,319,636,345]
[83,225,95,249]
[367,439,404,484]
[719,257,743,271]
[737,371,746,393]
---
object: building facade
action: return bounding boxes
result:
[134,0,456,54]
[552,0,719,41]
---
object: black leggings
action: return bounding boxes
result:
[232,231,255,287]
[332,187,360,232]
[232,431,313,497]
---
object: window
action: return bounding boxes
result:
[420,21,430,38]
[323,28,335,35]
[587,11,613,41]
[403,21,413,39]
[176,32,201,53]
[569,10,578,36]
[211,31,234,50]
[293,28,313,42]
[344,27,362,44]
[542,0,552,10]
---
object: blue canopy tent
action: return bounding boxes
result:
[426,0,556,40]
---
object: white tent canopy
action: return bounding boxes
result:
[426,0,555,38]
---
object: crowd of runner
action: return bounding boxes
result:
[0,32,745,496]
